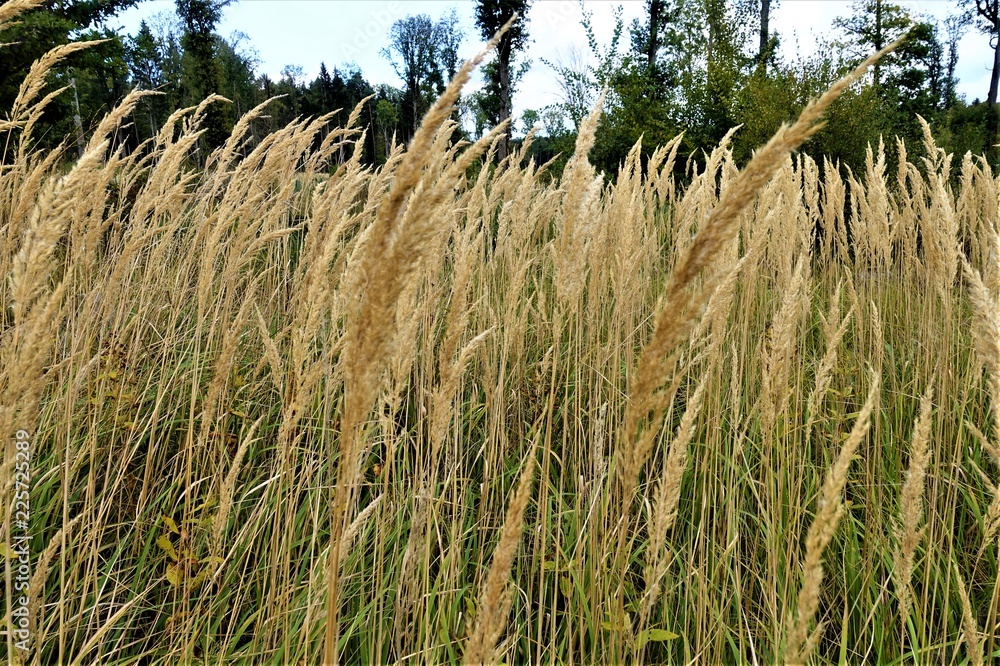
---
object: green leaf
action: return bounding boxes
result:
[637,628,680,650]
[559,574,573,598]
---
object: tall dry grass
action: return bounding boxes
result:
[1,4,998,663]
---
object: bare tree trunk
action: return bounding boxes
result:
[989,35,1000,109]
[71,76,85,160]
[411,78,420,136]
[873,0,883,91]
[972,1,1000,152]
[758,0,771,73]
[647,0,662,73]
[988,36,1000,155]
[498,42,511,162]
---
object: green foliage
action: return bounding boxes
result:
[175,0,231,147]
[937,100,994,158]
[381,11,463,139]
[0,0,139,154]
[0,0,138,101]
[474,0,532,157]
[528,0,993,180]
[2,0,994,177]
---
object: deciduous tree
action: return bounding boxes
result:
[474,0,532,160]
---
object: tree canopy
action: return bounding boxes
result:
[0,0,995,173]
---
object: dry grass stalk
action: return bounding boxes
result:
[961,258,1000,545]
[393,222,491,654]
[785,371,879,665]
[463,435,540,666]
[554,90,605,310]
[894,385,933,622]
[7,41,100,124]
[964,258,1000,431]
[760,254,808,439]
[621,40,903,500]
[324,18,518,665]
[953,561,984,666]
[806,283,851,430]
[211,415,265,557]
[640,376,709,627]
[0,0,43,30]
[967,420,1000,549]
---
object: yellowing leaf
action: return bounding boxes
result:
[230,409,248,419]
[156,534,179,561]
[232,371,247,389]
[161,514,180,535]
[189,568,211,588]
[164,610,187,634]
[636,628,680,650]
[165,563,182,587]
[0,543,13,558]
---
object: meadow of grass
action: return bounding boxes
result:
[1,3,999,663]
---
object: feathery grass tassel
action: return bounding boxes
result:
[323,16,520,666]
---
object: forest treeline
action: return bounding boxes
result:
[1,0,999,177]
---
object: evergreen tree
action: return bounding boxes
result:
[125,20,171,139]
[175,0,231,148]
[216,31,259,119]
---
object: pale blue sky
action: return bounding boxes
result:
[109,0,993,132]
